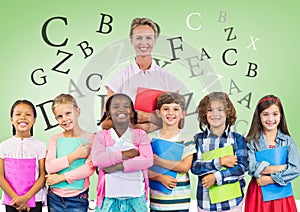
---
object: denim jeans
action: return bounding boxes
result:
[47,189,89,212]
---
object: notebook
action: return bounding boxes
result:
[134,87,164,113]
[4,157,36,207]
[255,146,293,201]
[105,146,144,197]
[201,145,242,204]
[149,138,184,194]
[51,137,87,190]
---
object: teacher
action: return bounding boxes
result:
[101,17,183,132]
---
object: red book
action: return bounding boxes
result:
[134,87,164,113]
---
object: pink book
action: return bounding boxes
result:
[4,158,36,207]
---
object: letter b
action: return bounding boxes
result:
[96,13,113,34]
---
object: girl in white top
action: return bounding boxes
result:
[0,100,47,212]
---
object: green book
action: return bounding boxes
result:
[202,145,242,204]
[52,137,87,190]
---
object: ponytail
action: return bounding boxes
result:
[97,112,107,126]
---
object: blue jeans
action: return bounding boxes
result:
[47,189,89,212]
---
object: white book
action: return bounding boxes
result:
[105,146,144,198]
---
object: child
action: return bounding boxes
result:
[244,95,300,212]
[45,94,95,212]
[92,93,153,212]
[148,92,196,212]
[191,92,248,212]
[0,100,47,212]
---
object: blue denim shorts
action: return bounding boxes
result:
[47,189,89,212]
[96,194,148,212]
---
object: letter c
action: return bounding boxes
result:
[186,12,202,31]
[41,16,68,47]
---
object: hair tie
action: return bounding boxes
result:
[258,97,281,105]
[96,120,101,126]
[103,111,106,115]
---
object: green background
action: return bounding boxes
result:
[1,0,300,201]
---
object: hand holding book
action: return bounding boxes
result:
[256,175,275,187]
[255,146,292,201]
[46,173,66,186]
[74,143,90,158]
[4,158,36,207]
[158,174,177,190]
[201,145,242,204]
[220,155,238,168]
[51,138,88,190]
[121,148,139,160]
[103,163,124,173]
[149,138,184,194]
[105,146,144,198]
[202,173,216,189]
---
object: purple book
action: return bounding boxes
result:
[4,158,36,207]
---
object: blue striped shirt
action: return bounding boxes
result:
[149,130,196,211]
[191,127,248,211]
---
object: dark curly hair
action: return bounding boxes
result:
[197,92,236,131]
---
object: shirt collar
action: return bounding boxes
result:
[132,58,156,75]
[110,128,132,146]
[13,136,34,141]
[276,129,286,141]
[259,129,286,145]
[205,125,230,138]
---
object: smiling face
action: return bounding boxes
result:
[130,25,156,57]
[157,103,184,127]
[206,100,227,133]
[260,104,281,133]
[53,103,80,132]
[109,95,133,127]
[10,103,36,138]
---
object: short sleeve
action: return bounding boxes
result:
[182,134,196,158]
[0,142,4,158]
[37,141,47,160]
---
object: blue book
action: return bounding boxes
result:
[149,138,184,194]
[255,146,293,201]
[52,137,87,190]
